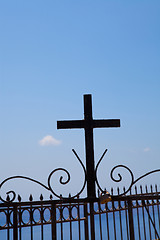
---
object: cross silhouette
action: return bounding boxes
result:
[57,94,120,198]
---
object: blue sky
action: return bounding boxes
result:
[0,0,160,200]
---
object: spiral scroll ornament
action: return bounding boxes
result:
[0,150,86,203]
[95,149,160,197]
[110,165,160,196]
[95,149,108,193]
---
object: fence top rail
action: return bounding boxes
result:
[112,193,160,201]
[0,193,160,208]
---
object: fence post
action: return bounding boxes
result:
[51,202,57,240]
[127,198,135,240]
[84,202,89,240]
[13,205,18,240]
[90,202,95,240]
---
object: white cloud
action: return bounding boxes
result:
[39,135,61,146]
[143,147,151,152]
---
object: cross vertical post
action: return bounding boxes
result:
[84,95,96,197]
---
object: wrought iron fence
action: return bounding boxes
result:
[1,94,160,239]
[1,186,160,240]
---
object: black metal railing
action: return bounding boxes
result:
[1,94,160,239]
[1,185,160,240]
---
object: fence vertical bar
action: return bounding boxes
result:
[155,185,160,233]
[60,202,63,240]
[19,205,22,240]
[51,202,57,240]
[141,199,147,240]
[123,187,129,240]
[40,204,44,240]
[69,201,72,240]
[124,200,129,240]
[118,199,123,240]
[127,198,135,240]
[112,199,117,240]
[146,202,152,240]
[7,206,10,240]
[105,202,110,240]
[90,202,95,240]
[84,203,89,240]
[13,205,18,240]
[77,197,81,240]
[135,200,141,240]
[98,201,103,240]
[30,204,33,240]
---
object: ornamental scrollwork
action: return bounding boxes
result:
[1,147,160,202]
[0,149,86,203]
[110,165,160,196]
[95,149,160,197]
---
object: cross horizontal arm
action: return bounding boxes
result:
[57,120,85,129]
[93,119,120,128]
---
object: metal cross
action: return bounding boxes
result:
[57,94,120,198]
